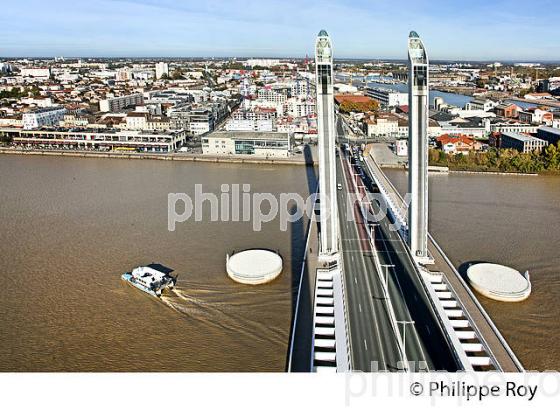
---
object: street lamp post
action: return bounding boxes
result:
[396,320,415,360]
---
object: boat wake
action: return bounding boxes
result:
[160,287,287,348]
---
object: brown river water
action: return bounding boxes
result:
[0,155,314,371]
[384,169,560,371]
[1,155,558,371]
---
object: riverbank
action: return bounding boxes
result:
[366,143,544,176]
[378,162,541,176]
[0,147,316,166]
[429,163,560,176]
[429,147,560,176]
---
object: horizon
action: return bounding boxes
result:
[3,56,560,65]
[2,0,560,60]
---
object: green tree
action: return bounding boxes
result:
[171,69,184,80]
[339,99,379,114]
[0,134,13,145]
[543,143,559,170]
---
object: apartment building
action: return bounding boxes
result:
[22,106,67,130]
[99,93,144,112]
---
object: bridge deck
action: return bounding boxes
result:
[427,239,521,371]
[365,150,523,372]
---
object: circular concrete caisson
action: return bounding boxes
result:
[466,263,531,302]
[226,249,283,285]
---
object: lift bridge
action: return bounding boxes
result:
[287,30,524,374]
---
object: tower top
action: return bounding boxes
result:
[315,30,332,64]
[407,31,428,65]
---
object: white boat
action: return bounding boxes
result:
[121,266,177,297]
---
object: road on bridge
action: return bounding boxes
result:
[336,116,459,371]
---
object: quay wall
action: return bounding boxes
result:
[0,148,317,166]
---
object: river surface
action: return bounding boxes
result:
[2,155,557,371]
[366,81,474,108]
[0,155,315,371]
[383,169,560,371]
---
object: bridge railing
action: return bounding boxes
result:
[428,233,525,372]
[287,205,316,372]
[363,153,474,371]
[335,238,354,371]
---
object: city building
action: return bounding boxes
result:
[365,87,408,107]
[60,113,91,128]
[500,132,548,153]
[202,132,292,157]
[245,59,281,68]
[524,92,554,101]
[494,103,519,118]
[99,93,144,112]
[187,108,214,135]
[125,112,148,130]
[553,113,560,129]
[169,101,232,136]
[0,116,23,128]
[225,108,276,132]
[155,62,169,79]
[285,98,315,118]
[0,62,12,73]
[365,114,400,139]
[436,134,482,154]
[518,108,554,125]
[22,106,67,130]
[536,126,560,145]
[116,67,132,82]
[465,98,497,112]
[0,128,185,152]
[395,139,407,156]
[257,88,287,104]
[20,67,51,78]
[488,119,540,134]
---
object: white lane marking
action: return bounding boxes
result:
[354,277,358,285]
[374,201,429,366]
[364,339,368,351]
[339,149,386,370]
[359,303,362,313]
[346,198,388,370]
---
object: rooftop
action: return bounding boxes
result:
[24,106,66,114]
[334,94,373,104]
[502,132,543,142]
[212,131,290,140]
[538,126,560,136]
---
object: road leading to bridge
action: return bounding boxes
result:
[337,152,403,371]
[336,115,459,371]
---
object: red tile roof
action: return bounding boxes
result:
[334,94,373,104]
[436,134,475,146]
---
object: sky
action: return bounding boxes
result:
[1,0,559,61]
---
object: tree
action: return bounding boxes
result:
[338,99,379,114]
[543,143,559,170]
[171,69,184,80]
[0,134,13,145]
